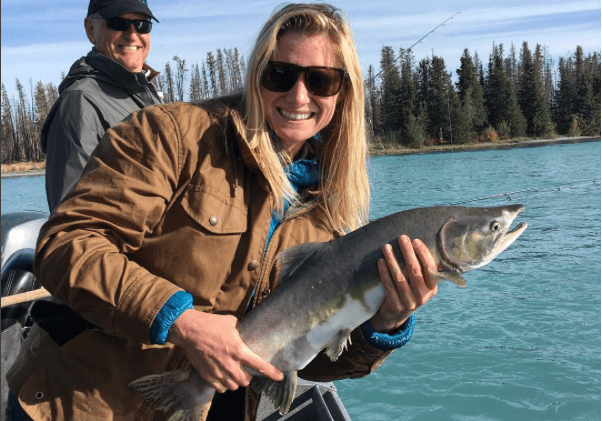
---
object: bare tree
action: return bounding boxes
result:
[173,55,188,102]
[46,82,59,106]
[163,62,175,103]
[216,49,227,94]
[189,64,203,101]
[201,63,210,99]
[206,52,218,97]
[1,83,17,163]
[232,48,244,90]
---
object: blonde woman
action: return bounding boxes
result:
[7,3,437,421]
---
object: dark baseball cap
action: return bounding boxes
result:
[88,0,159,22]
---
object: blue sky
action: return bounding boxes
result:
[1,0,600,100]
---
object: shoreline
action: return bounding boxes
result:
[368,135,600,156]
[2,136,599,179]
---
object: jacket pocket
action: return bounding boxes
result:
[181,183,248,234]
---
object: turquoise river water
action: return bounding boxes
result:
[1,141,600,420]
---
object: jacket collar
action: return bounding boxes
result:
[60,48,157,94]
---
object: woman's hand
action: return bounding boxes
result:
[369,235,438,333]
[167,309,283,393]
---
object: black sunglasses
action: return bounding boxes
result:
[105,17,152,34]
[261,61,346,97]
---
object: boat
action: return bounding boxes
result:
[0,211,352,421]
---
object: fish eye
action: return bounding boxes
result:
[490,221,501,231]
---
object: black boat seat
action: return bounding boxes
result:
[1,267,39,333]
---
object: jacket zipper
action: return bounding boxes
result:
[252,201,320,309]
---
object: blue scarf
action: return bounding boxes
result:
[264,159,320,251]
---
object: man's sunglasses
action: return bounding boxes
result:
[261,61,346,97]
[105,17,152,34]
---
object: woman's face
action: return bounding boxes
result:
[261,32,342,157]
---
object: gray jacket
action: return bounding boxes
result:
[41,48,162,211]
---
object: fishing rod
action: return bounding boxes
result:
[364,12,461,135]
[366,11,461,85]
[446,179,600,206]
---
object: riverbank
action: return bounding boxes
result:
[2,135,599,179]
[368,135,601,156]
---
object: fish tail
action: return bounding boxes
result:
[129,369,214,421]
[251,371,298,415]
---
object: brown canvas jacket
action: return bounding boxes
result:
[7,98,393,421]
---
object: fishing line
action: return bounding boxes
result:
[367,12,461,84]
[445,179,600,206]
[364,12,461,135]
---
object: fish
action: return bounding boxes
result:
[129,204,527,421]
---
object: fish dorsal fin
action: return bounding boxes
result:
[275,242,322,284]
[251,371,298,415]
[428,267,467,288]
[324,328,352,361]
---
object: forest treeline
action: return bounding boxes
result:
[1,43,600,164]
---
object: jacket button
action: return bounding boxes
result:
[247,260,259,271]
[209,216,218,226]
[262,289,271,297]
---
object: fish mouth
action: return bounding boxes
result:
[496,220,527,253]
[499,205,528,250]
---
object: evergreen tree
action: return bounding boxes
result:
[474,51,484,87]
[449,93,471,144]
[505,43,519,94]
[398,60,425,147]
[485,50,526,138]
[404,103,428,148]
[379,46,401,135]
[517,42,551,136]
[551,58,576,134]
[424,56,449,141]
[364,64,378,135]
[533,44,544,88]
[574,45,584,86]
[542,46,554,104]
[456,49,487,134]
[416,58,430,111]
[574,70,600,135]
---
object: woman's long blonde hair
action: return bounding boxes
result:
[243,3,369,233]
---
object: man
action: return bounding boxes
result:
[42,0,162,211]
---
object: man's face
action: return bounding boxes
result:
[85,12,151,73]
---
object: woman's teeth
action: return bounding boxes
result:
[122,46,139,50]
[279,109,312,120]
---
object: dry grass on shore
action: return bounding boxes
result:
[368,137,526,156]
[1,161,46,173]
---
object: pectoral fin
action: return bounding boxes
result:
[251,371,298,415]
[429,267,467,288]
[129,369,214,421]
[275,242,323,285]
[324,328,352,361]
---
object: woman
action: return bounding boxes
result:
[6,3,437,421]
